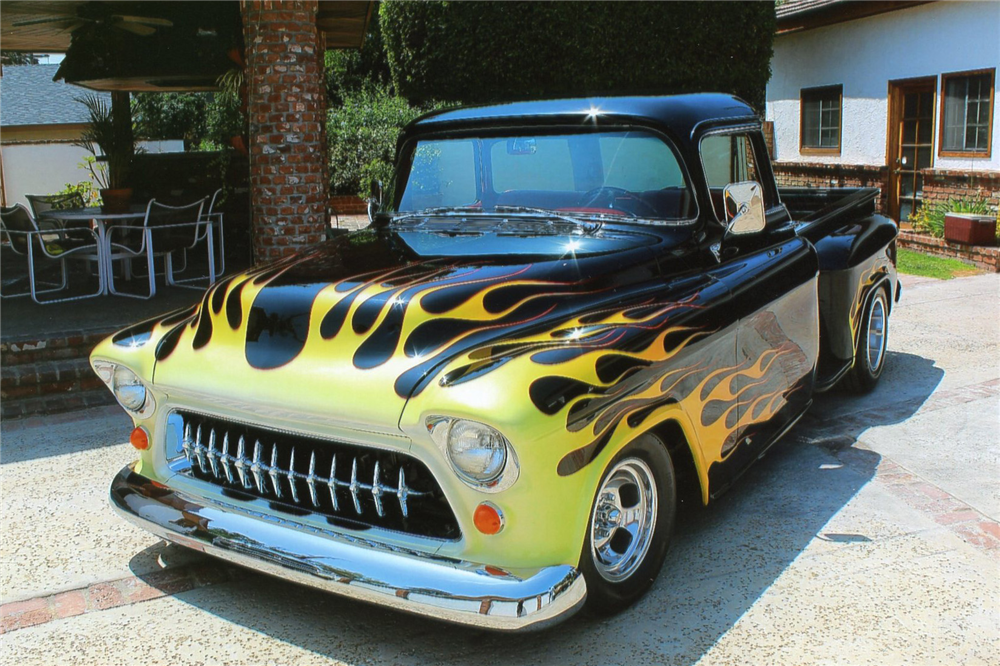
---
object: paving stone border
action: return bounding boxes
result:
[0,561,237,634]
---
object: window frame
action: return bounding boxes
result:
[938,68,995,159]
[799,84,844,156]
[698,125,779,225]
[392,125,701,226]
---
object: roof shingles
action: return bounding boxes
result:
[0,64,110,127]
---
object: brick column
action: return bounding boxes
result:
[243,0,328,264]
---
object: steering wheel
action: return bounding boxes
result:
[581,187,658,217]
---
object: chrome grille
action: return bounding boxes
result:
[173,411,459,539]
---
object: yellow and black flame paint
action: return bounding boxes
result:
[105,233,818,504]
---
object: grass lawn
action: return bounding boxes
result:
[897,248,981,280]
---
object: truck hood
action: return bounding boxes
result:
[142,224,687,433]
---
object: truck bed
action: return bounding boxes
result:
[778,186,896,392]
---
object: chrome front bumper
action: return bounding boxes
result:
[110,466,587,631]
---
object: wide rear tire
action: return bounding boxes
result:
[842,286,889,393]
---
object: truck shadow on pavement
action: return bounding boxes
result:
[127,350,944,666]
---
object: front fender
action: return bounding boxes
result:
[399,274,738,570]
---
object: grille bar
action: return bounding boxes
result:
[174,412,458,539]
[182,423,429,518]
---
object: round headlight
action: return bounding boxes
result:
[112,366,147,413]
[447,420,508,484]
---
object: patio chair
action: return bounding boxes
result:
[27,192,85,217]
[105,198,213,299]
[26,192,106,278]
[204,188,226,276]
[0,204,104,303]
[26,193,89,234]
[170,188,226,282]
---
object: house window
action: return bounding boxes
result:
[940,69,995,157]
[800,85,842,154]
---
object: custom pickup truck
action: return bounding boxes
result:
[98,94,898,631]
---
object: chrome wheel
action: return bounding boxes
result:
[590,457,658,582]
[866,293,887,373]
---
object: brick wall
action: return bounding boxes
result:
[922,169,1000,214]
[772,162,889,214]
[329,195,367,215]
[243,1,329,264]
[772,162,1000,222]
[898,230,1000,272]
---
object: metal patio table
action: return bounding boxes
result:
[39,205,147,296]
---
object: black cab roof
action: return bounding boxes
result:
[407,93,759,144]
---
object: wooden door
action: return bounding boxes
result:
[888,78,936,223]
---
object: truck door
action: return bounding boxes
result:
[700,130,820,494]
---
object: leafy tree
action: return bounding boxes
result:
[130,89,245,151]
[1,51,39,65]
[132,92,211,148]
[324,3,392,105]
[381,1,775,111]
[204,89,244,148]
[327,86,439,197]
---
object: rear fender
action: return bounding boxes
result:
[814,215,898,361]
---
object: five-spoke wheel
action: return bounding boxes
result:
[581,433,675,613]
[843,286,890,393]
[590,458,658,582]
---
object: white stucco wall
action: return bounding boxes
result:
[1,140,182,208]
[766,1,1000,170]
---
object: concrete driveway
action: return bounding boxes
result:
[2,272,997,666]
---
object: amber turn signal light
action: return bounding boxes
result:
[474,502,504,535]
[130,426,150,450]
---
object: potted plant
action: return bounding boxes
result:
[75,94,140,213]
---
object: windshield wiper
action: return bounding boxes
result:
[493,205,601,232]
[392,204,602,232]
[391,206,487,223]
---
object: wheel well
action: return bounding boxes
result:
[854,277,893,351]
[649,420,703,509]
[876,276,892,311]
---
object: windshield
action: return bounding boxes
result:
[396,130,695,223]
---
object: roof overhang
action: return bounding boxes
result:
[776,0,934,35]
[1,1,373,91]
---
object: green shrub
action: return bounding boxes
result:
[327,86,442,197]
[132,92,210,146]
[132,88,243,152]
[57,179,99,206]
[381,1,775,111]
[912,197,992,238]
[325,5,392,105]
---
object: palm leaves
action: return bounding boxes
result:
[74,94,140,190]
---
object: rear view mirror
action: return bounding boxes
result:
[367,180,383,223]
[723,181,765,235]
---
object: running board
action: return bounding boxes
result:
[814,358,853,393]
[709,400,813,501]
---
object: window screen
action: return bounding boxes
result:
[942,71,994,154]
[801,86,842,151]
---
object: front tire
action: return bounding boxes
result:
[580,433,676,614]
[842,286,889,393]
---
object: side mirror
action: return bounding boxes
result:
[723,181,766,235]
[367,180,383,224]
